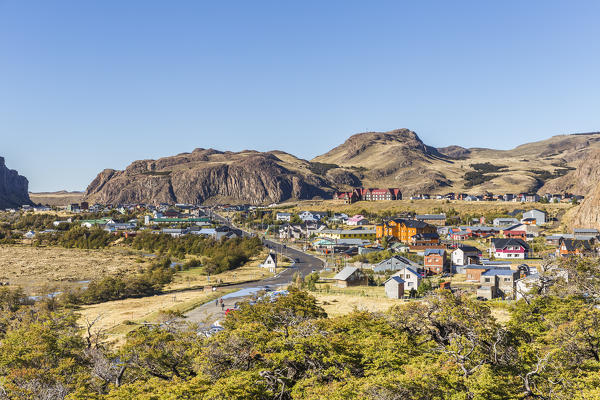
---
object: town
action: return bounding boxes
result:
[5,184,592,305]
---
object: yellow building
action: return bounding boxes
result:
[319,229,376,241]
[375,219,437,243]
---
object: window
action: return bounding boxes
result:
[485,278,490,283]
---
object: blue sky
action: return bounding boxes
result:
[1,1,599,191]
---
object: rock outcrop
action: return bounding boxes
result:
[0,157,32,209]
[84,149,338,205]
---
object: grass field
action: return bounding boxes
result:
[29,191,85,206]
[167,249,282,290]
[0,245,142,294]
[312,286,513,323]
[78,288,235,344]
[279,199,575,219]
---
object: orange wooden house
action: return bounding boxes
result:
[376,218,437,243]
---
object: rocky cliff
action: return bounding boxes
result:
[84,129,600,204]
[84,149,340,205]
[0,157,32,209]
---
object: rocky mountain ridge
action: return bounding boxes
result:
[0,157,32,209]
[84,129,600,205]
[84,149,346,205]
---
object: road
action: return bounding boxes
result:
[184,210,324,325]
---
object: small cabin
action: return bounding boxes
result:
[260,253,277,273]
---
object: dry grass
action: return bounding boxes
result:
[29,191,84,206]
[78,288,235,344]
[281,199,573,219]
[167,249,281,290]
[313,291,403,317]
[0,245,141,294]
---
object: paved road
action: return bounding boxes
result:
[184,210,324,325]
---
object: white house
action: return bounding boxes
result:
[392,266,421,293]
[493,217,520,227]
[299,211,318,223]
[522,209,546,225]
[451,246,480,266]
[260,253,277,273]
[346,215,369,226]
[384,276,405,299]
[276,212,292,222]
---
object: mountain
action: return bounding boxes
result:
[84,149,357,205]
[0,157,32,209]
[84,129,600,205]
[314,129,600,196]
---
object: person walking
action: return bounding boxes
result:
[215,299,219,307]
[221,302,225,311]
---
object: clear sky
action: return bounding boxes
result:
[1,1,599,192]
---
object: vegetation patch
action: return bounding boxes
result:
[140,170,172,176]
[308,162,339,176]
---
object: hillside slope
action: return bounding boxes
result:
[314,129,600,195]
[84,149,357,205]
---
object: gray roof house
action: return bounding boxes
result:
[333,266,367,287]
[372,256,419,273]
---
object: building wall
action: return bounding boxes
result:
[424,254,444,274]
[385,281,404,299]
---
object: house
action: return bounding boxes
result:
[451,246,480,266]
[276,212,292,222]
[502,223,539,241]
[522,209,546,225]
[493,217,520,227]
[260,253,277,273]
[161,228,189,237]
[491,238,530,259]
[415,214,446,226]
[375,218,437,243]
[481,269,520,299]
[53,218,72,227]
[524,194,540,203]
[573,228,599,238]
[410,232,440,246]
[392,266,421,294]
[299,211,319,223]
[545,234,573,246]
[390,243,411,253]
[424,249,446,275]
[333,191,359,204]
[371,256,418,273]
[465,265,491,282]
[384,276,405,299]
[521,217,538,225]
[346,215,369,226]
[353,188,402,201]
[477,285,498,300]
[556,238,595,257]
[81,218,114,228]
[332,267,368,287]
[319,228,376,241]
[329,213,349,223]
